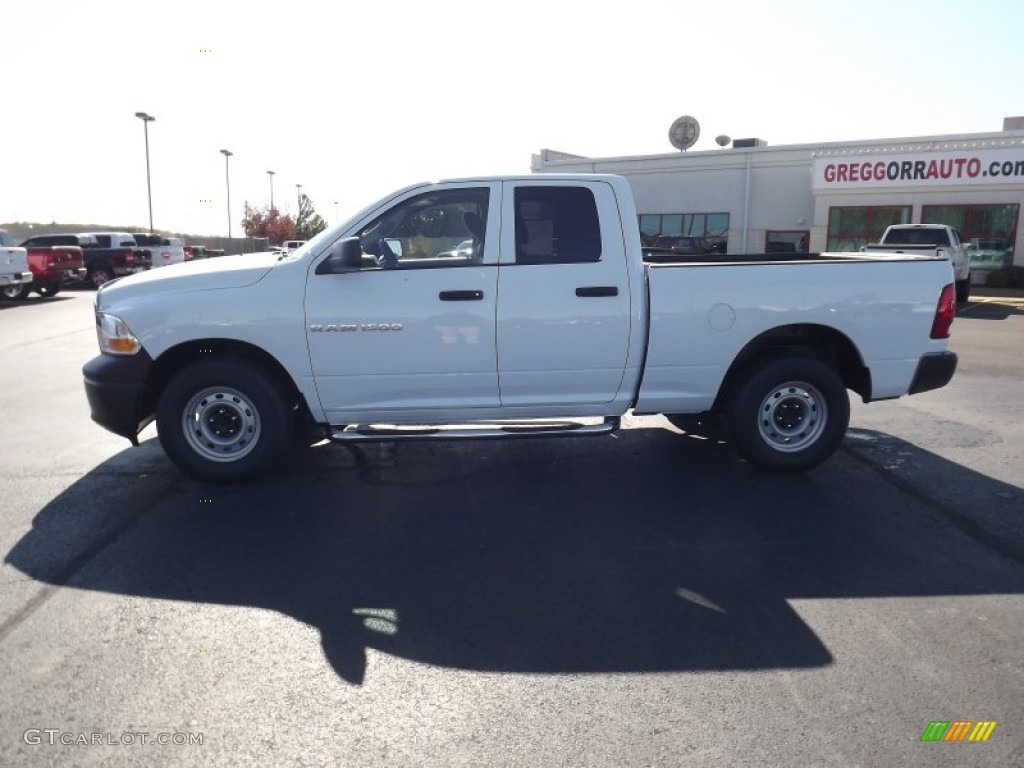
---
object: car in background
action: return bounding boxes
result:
[436,239,474,258]
[967,237,1013,270]
[133,234,185,267]
[14,239,86,298]
[0,229,33,298]
[19,233,151,288]
[282,240,307,252]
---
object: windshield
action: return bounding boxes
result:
[0,230,12,247]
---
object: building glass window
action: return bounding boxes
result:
[827,206,911,251]
[637,212,730,253]
[766,230,810,253]
[923,204,1019,269]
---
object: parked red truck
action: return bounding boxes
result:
[20,233,151,288]
[6,241,87,298]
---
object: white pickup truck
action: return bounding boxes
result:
[0,230,33,296]
[82,174,958,482]
[863,224,971,303]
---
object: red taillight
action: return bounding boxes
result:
[930,283,956,339]
[124,250,134,264]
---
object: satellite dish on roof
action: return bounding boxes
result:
[669,115,700,151]
[715,135,731,147]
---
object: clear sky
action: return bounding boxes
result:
[2,0,1022,236]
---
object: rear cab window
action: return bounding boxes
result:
[514,186,602,265]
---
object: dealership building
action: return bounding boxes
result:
[532,117,1024,281]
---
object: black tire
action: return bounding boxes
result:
[89,265,114,289]
[2,284,29,301]
[37,282,61,298]
[156,358,296,482]
[955,277,970,305]
[727,357,849,473]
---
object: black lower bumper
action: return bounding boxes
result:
[908,351,958,395]
[82,351,155,443]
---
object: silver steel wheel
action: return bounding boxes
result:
[181,386,262,463]
[756,380,828,453]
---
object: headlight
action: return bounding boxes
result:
[96,312,141,355]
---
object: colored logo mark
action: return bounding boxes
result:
[920,720,997,742]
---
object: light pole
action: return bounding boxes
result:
[134,112,155,231]
[220,149,233,240]
[334,200,339,222]
[267,170,275,211]
[296,183,303,212]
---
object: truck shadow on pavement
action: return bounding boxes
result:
[959,299,1024,320]
[6,426,1024,685]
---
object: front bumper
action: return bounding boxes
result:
[0,271,33,286]
[908,351,958,395]
[82,351,155,443]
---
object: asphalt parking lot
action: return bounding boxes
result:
[1,289,1022,767]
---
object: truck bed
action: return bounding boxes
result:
[635,256,955,415]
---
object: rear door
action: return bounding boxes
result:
[495,180,632,406]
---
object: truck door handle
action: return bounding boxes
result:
[575,286,619,297]
[439,290,484,301]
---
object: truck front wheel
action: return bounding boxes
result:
[156,358,295,482]
[727,357,849,473]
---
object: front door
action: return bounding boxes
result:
[305,184,500,423]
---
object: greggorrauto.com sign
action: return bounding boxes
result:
[813,148,1024,190]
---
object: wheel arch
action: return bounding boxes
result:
[714,323,871,409]
[141,339,313,424]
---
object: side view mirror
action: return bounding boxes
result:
[316,237,363,274]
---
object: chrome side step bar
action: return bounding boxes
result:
[329,417,620,443]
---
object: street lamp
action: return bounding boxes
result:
[296,183,303,211]
[334,200,339,222]
[267,170,275,211]
[134,112,155,231]
[220,149,233,240]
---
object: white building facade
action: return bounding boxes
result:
[532,121,1024,280]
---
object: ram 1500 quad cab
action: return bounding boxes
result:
[83,175,958,482]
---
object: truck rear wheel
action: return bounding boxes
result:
[727,357,849,473]
[955,277,970,305]
[156,358,295,482]
[2,284,29,300]
[89,265,114,288]
[37,282,61,298]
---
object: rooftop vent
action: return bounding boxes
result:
[732,138,768,148]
